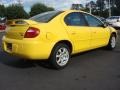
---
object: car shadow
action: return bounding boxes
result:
[0,51,54,69]
[0,52,35,68]
[0,47,120,69]
[113,48,120,53]
[71,48,102,58]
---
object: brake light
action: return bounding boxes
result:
[24,27,40,38]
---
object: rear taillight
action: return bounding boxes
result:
[24,27,40,38]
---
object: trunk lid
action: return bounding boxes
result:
[6,19,38,40]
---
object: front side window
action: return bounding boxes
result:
[84,14,103,27]
[64,12,87,26]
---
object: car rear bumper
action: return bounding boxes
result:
[2,37,53,60]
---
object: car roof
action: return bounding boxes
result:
[64,10,89,14]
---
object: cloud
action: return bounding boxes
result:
[1,0,96,12]
[23,0,92,12]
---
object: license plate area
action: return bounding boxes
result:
[6,43,12,51]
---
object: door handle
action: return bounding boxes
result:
[71,32,76,35]
[93,31,97,33]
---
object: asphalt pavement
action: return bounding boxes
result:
[0,31,120,90]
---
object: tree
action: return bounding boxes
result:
[95,0,107,17]
[0,4,6,17]
[85,1,97,14]
[115,0,120,9]
[114,0,120,15]
[30,3,54,17]
[95,0,120,17]
[6,4,29,19]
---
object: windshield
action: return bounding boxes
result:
[29,11,63,23]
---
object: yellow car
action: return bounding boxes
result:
[2,10,117,69]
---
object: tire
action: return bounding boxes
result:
[106,34,116,50]
[49,43,70,69]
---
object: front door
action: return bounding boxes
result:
[83,13,110,48]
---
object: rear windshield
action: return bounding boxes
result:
[29,11,63,23]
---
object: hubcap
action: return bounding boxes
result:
[111,36,116,48]
[56,47,69,66]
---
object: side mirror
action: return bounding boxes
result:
[117,19,120,22]
[103,22,109,28]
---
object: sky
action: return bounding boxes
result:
[1,0,96,12]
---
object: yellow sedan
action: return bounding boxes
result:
[2,10,117,69]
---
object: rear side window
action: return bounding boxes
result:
[64,12,87,26]
[29,11,63,23]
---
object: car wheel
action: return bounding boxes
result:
[107,34,116,50]
[49,43,70,69]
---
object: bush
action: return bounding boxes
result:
[6,4,30,19]
[30,3,54,17]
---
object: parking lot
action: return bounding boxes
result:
[0,31,120,90]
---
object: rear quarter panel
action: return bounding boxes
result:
[28,13,73,57]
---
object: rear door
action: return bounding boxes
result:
[83,13,110,48]
[64,12,91,53]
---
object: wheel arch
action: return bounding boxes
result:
[51,40,73,55]
[111,32,117,38]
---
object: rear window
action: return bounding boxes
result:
[29,11,63,23]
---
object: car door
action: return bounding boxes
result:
[64,12,91,53]
[83,13,110,48]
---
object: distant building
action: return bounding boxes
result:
[71,4,83,10]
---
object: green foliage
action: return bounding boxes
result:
[30,3,54,17]
[114,0,120,15]
[0,4,6,17]
[81,8,89,13]
[6,4,30,19]
[95,0,120,17]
